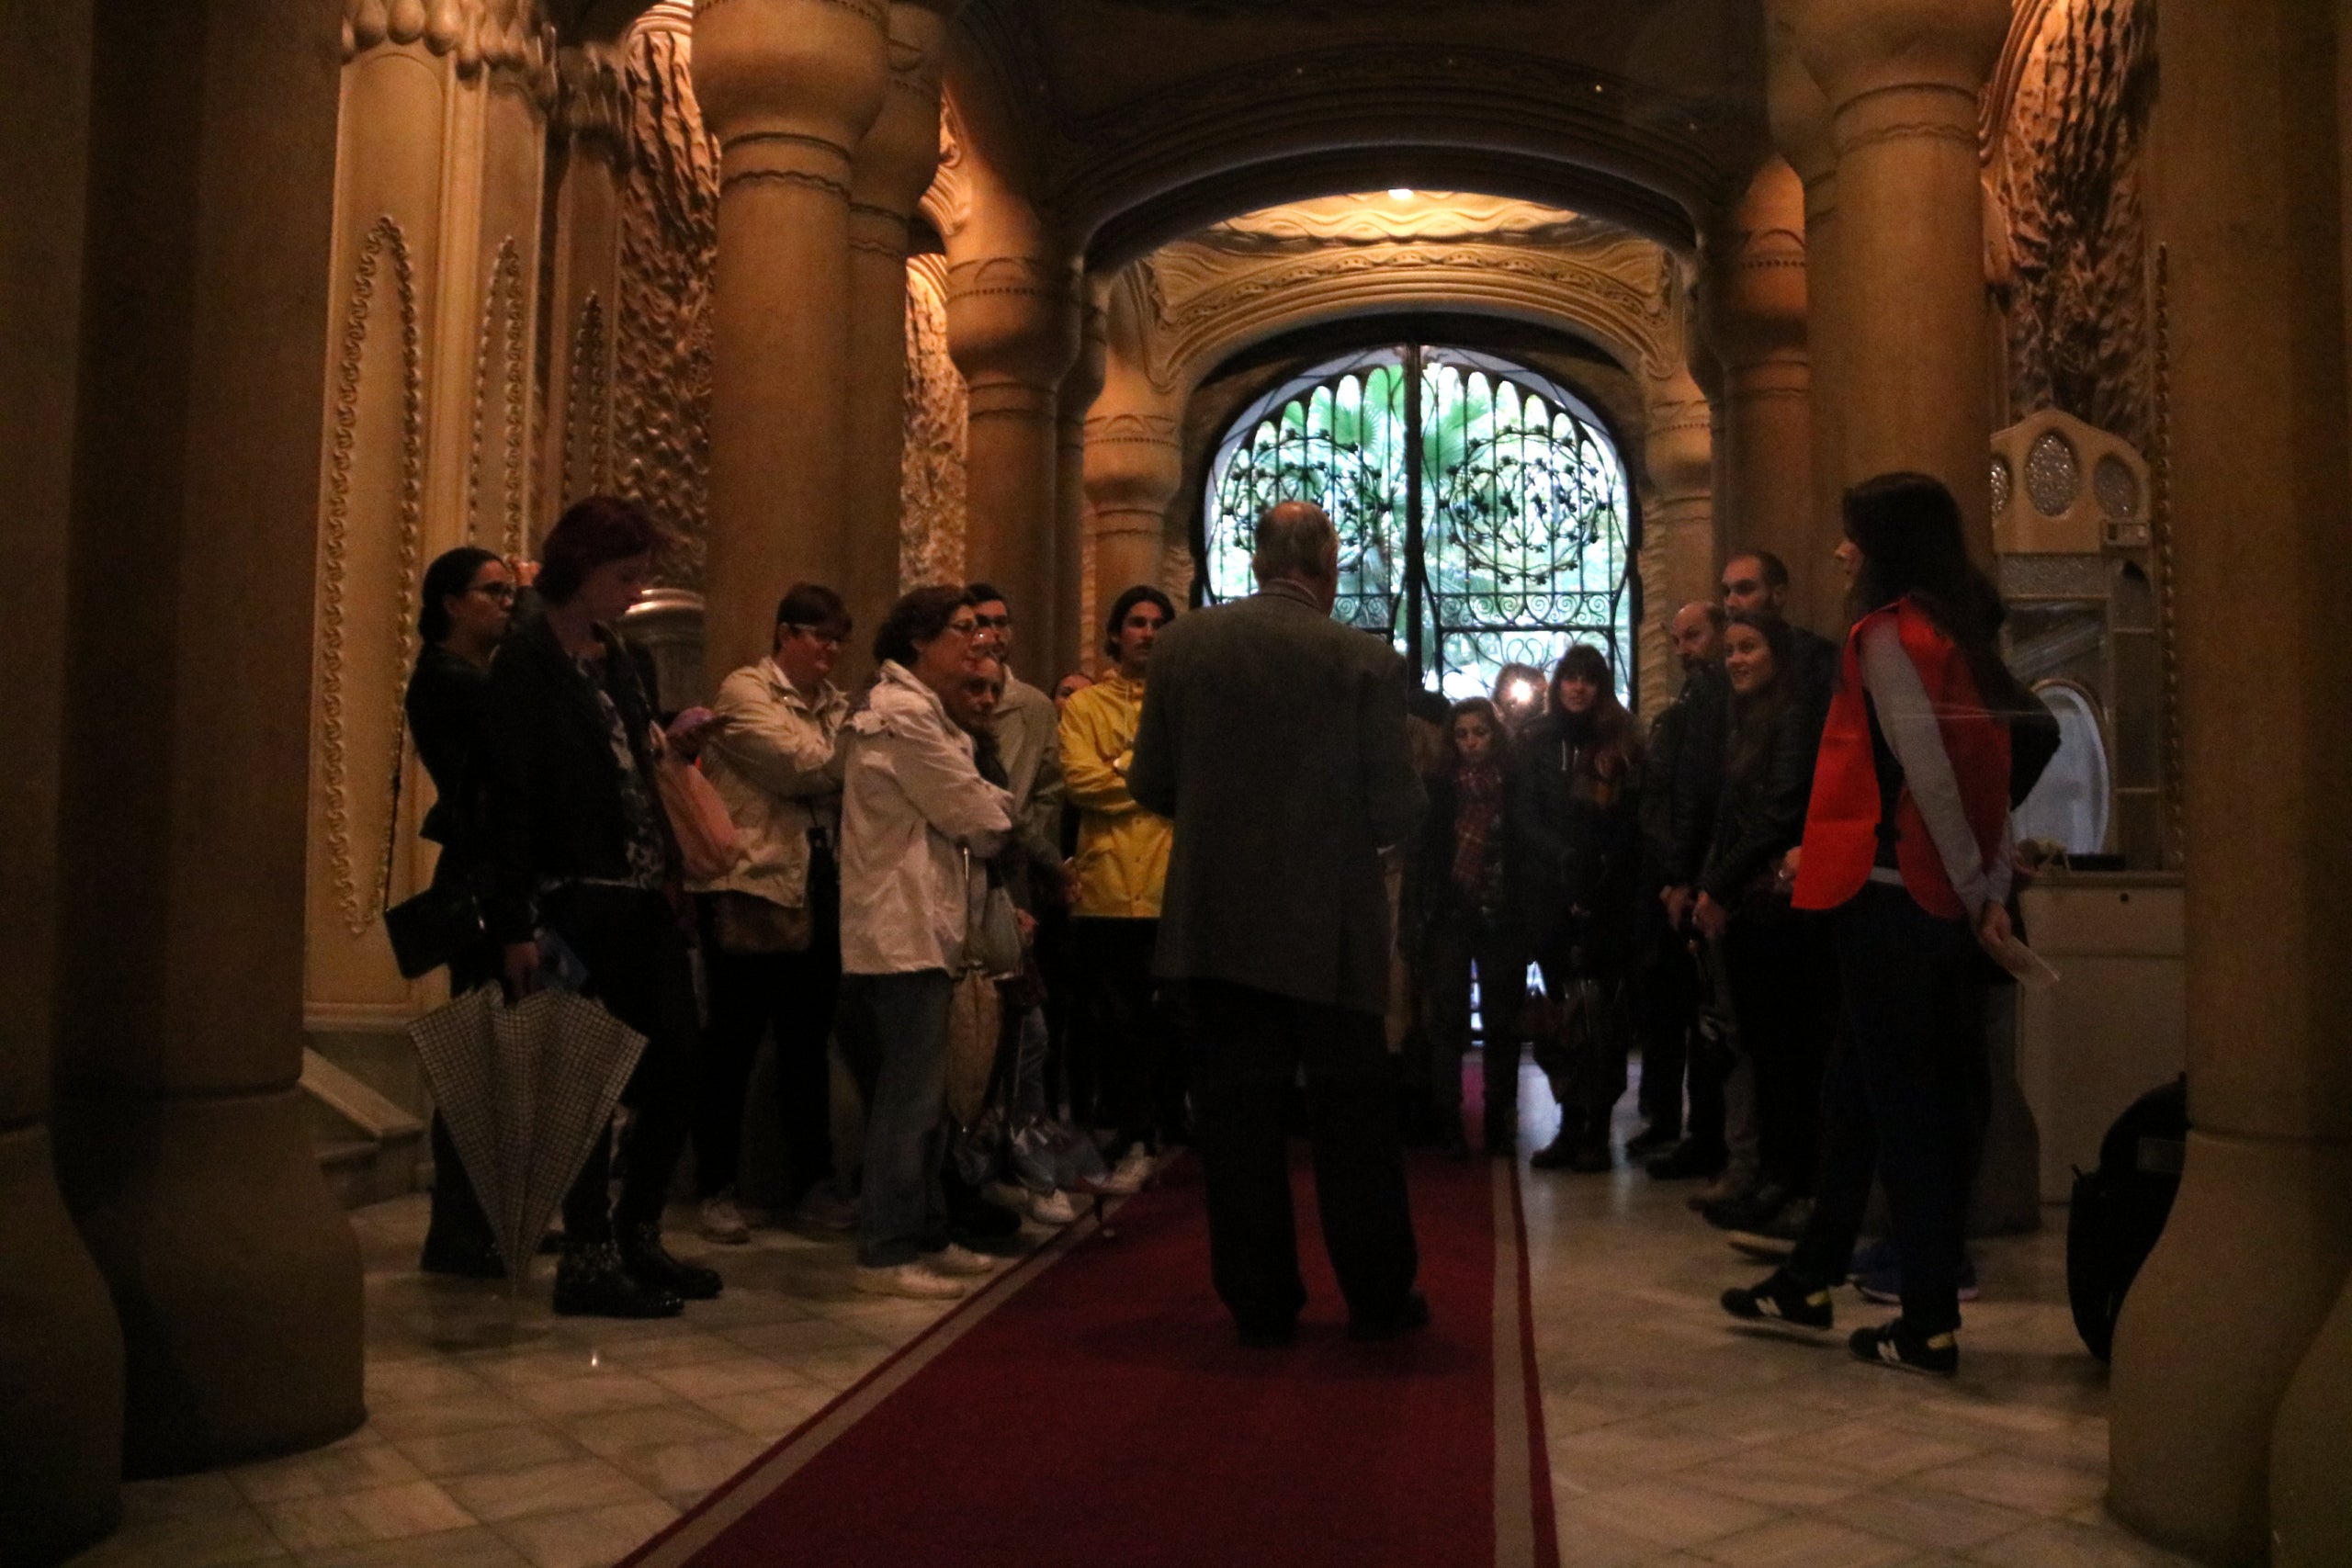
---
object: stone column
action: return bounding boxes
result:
[947,169,1082,669]
[2108,3,2352,1561]
[55,0,362,1476]
[1084,271,1185,643]
[0,0,125,1553]
[1641,363,1719,619]
[1697,157,1814,614]
[1767,5,1849,635]
[542,41,628,515]
[1055,290,1108,676]
[842,1,958,670]
[1780,0,2009,565]
[693,0,890,679]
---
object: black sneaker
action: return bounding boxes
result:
[616,1224,722,1301]
[1624,1123,1679,1158]
[1702,1181,1792,1233]
[1527,1129,1579,1169]
[1566,1141,1614,1174]
[1849,1318,1959,1376]
[1720,1271,1835,1330]
[554,1241,684,1318]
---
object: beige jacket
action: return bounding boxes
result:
[692,659,848,908]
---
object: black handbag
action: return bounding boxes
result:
[384,881,488,979]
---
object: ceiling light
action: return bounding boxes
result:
[1387,187,1413,202]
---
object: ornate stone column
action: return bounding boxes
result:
[1768,5,1849,634]
[56,0,362,1477]
[2108,3,2352,1561]
[1056,288,1107,675]
[693,0,891,678]
[1084,269,1184,644]
[1780,0,2009,564]
[542,41,628,515]
[0,0,125,1552]
[842,1,958,669]
[1641,363,1718,620]
[1698,158,1814,618]
[946,149,1082,669]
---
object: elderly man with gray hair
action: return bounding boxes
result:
[1129,500,1429,1348]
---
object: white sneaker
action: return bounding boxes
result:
[699,1191,752,1246]
[922,1242,1001,1277]
[1027,1189,1078,1226]
[854,1262,967,1300]
[1100,1148,1155,1195]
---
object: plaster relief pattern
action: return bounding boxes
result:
[344,0,557,94]
[901,256,970,588]
[564,293,613,501]
[319,214,426,937]
[615,13,718,586]
[1991,0,2154,451]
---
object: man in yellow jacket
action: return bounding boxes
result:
[1060,583,1177,1192]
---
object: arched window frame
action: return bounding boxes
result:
[1198,344,1638,700]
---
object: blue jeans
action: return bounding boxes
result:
[845,969,955,1268]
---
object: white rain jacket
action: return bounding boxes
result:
[839,660,1014,975]
[692,659,847,908]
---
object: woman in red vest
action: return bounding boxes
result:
[1721,472,2016,1376]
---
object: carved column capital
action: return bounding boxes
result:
[691,0,891,202]
[1764,7,1837,220]
[1776,0,2010,156]
[345,0,554,98]
[946,253,1083,397]
[555,43,629,168]
[1643,367,1716,504]
[1697,157,1808,370]
[847,4,958,261]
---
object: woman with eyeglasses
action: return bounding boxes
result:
[404,546,517,1277]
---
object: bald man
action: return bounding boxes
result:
[1130,501,1428,1347]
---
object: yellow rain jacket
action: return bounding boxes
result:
[1058,671,1172,919]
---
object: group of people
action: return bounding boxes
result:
[401,496,1202,1316]
[404,469,2040,1372]
[1402,473,2041,1373]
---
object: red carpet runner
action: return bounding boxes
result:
[621,1145,1557,1568]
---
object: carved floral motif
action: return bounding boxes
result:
[344,0,557,96]
[901,256,969,588]
[466,237,532,559]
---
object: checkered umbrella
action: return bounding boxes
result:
[408,987,647,1291]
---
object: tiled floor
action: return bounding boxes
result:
[64,1078,2196,1568]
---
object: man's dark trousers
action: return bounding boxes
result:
[1182,977,1419,1333]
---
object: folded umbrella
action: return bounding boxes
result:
[409,987,648,1291]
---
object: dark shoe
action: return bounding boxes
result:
[1438,1123,1473,1161]
[419,1229,506,1280]
[554,1241,684,1319]
[1483,1110,1516,1156]
[1646,1140,1726,1181]
[1527,1129,1578,1169]
[1566,1141,1614,1174]
[1624,1123,1679,1158]
[1725,1197,1813,1261]
[1720,1270,1835,1330]
[1702,1181,1791,1233]
[1349,1290,1432,1342]
[616,1224,722,1301]
[949,1194,1023,1241]
[1236,1317,1297,1349]
[1849,1317,1959,1376]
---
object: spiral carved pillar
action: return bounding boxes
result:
[1779,0,2008,567]
[947,222,1082,672]
[1698,158,1814,626]
[842,1,957,671]
[2106,3,2352,1562]
[692,0,890,679]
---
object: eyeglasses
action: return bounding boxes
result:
[973,613,1012,630]
[946,618,979,637]
[784,625,844,650]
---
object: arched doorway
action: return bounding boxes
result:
[1198,344,1637,699]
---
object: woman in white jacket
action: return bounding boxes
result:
[840,586,1015,1298]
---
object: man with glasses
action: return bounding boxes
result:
[690,583,858,1240]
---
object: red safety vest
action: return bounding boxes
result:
[1792,599,2010,919]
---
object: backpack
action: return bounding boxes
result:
[2065,1077,2188,1361]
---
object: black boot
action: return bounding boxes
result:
[554,1240,684,1319]
[616,1223,723,1301]
[1527,1125,1578,1169]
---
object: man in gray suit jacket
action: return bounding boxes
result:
[1130,502,1428,1346]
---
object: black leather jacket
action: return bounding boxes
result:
[484,615,678,942]
[1638,663,1727,889]
[1697,685,1818,908]
[404,645,494,889]
[1510,709,1641,953]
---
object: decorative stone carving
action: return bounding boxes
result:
[317,214,425,937]
[614,4,718,587]
[466,236,532,559]
[556,42,630,169]
[901,255,968,588]
[1988,0,2154,452]
[1992,408,2150,554]
[562,293,612,502]
[343,0,557,97]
